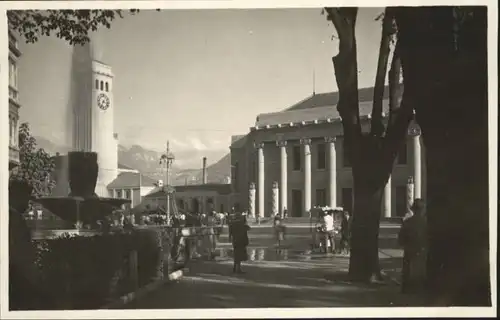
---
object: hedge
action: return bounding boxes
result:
[32,227,175,309]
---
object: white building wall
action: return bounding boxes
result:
[92,61,117,195]
[70,43,118,198]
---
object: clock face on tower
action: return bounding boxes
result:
[97,93,110,110]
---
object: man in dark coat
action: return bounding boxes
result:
[340,211,352,254]
[398,198,428,294]
[230,214,250,273]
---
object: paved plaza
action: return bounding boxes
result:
[120,223,423,309]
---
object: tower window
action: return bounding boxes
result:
[105,82,109,92]
[95,79,99,90]
[100,81,104,91]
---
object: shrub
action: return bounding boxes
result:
[33,228,173,309]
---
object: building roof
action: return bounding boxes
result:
[118,163,134,170]
[285,85,391,111]
[255,85,400,128]
[107,172,156,189]
[255,100,390,127]
[230,135,247,148]
[145,183,232,198]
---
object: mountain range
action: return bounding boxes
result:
[34,136,231,186]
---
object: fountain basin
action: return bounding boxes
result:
[36,196,131,225]
[32,228,102,240]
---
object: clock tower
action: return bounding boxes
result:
[71,42,118,197]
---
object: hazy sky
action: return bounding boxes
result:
[18,8,383,153]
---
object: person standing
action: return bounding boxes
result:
[398,199,428,294]
[273,213,285,247]
[340,211,352,255]
[204,211,217,260]
[231,214,251,274]
[322,211,335,253]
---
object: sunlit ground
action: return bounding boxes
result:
[120,241,422,309]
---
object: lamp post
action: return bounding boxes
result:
[160,141,175,223]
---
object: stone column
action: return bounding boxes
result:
[407,176,415,212]
[383,175,392,218]
[248,182,256,218]
[255,142,265,218]
[301,138,312,217]
[8,115,13,146]
[9,115,13,146]
[271,181,279,216]
[14,117,19,148]
[410,126,422,199]
[276,140,288,216]
[325,137,337,208]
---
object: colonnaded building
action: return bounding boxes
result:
[230,86,427,218]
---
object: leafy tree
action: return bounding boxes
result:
[10,123,56,199]
[7,9,151,45]
[325,6,490,305]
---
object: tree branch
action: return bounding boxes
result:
[387,43,402,122]
[7,9,144,45]
[382,41,413,169]
[325,7,362,140]
[370,8,394,137]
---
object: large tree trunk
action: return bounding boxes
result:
[348,137,388,281]
[349,179,384,281]
[396,6,490,306]
[326,7,412,282]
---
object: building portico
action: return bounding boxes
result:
[230,87,427,218]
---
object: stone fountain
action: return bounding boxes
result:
[35,151,130,238]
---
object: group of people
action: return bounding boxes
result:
[170,210,224,262]
[169,209,253,274]
[315,208,352,254]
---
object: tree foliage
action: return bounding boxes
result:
[7,9,155,45]
[10,123,56,198]
[324,6,490,303]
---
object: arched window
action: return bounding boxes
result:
[95,79,99,90]
[105,82,109,92]
[100,81,104,91]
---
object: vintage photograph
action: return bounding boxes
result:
[3,2,493,316]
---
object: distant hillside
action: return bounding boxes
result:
[176,153,231,185]
[34,136,231,186]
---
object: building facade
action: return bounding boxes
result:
[141,183,232,214]
[8,31,22,169]
[230,87,427,218]
[107,164,157,209]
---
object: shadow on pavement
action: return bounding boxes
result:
[121,254,426,309]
